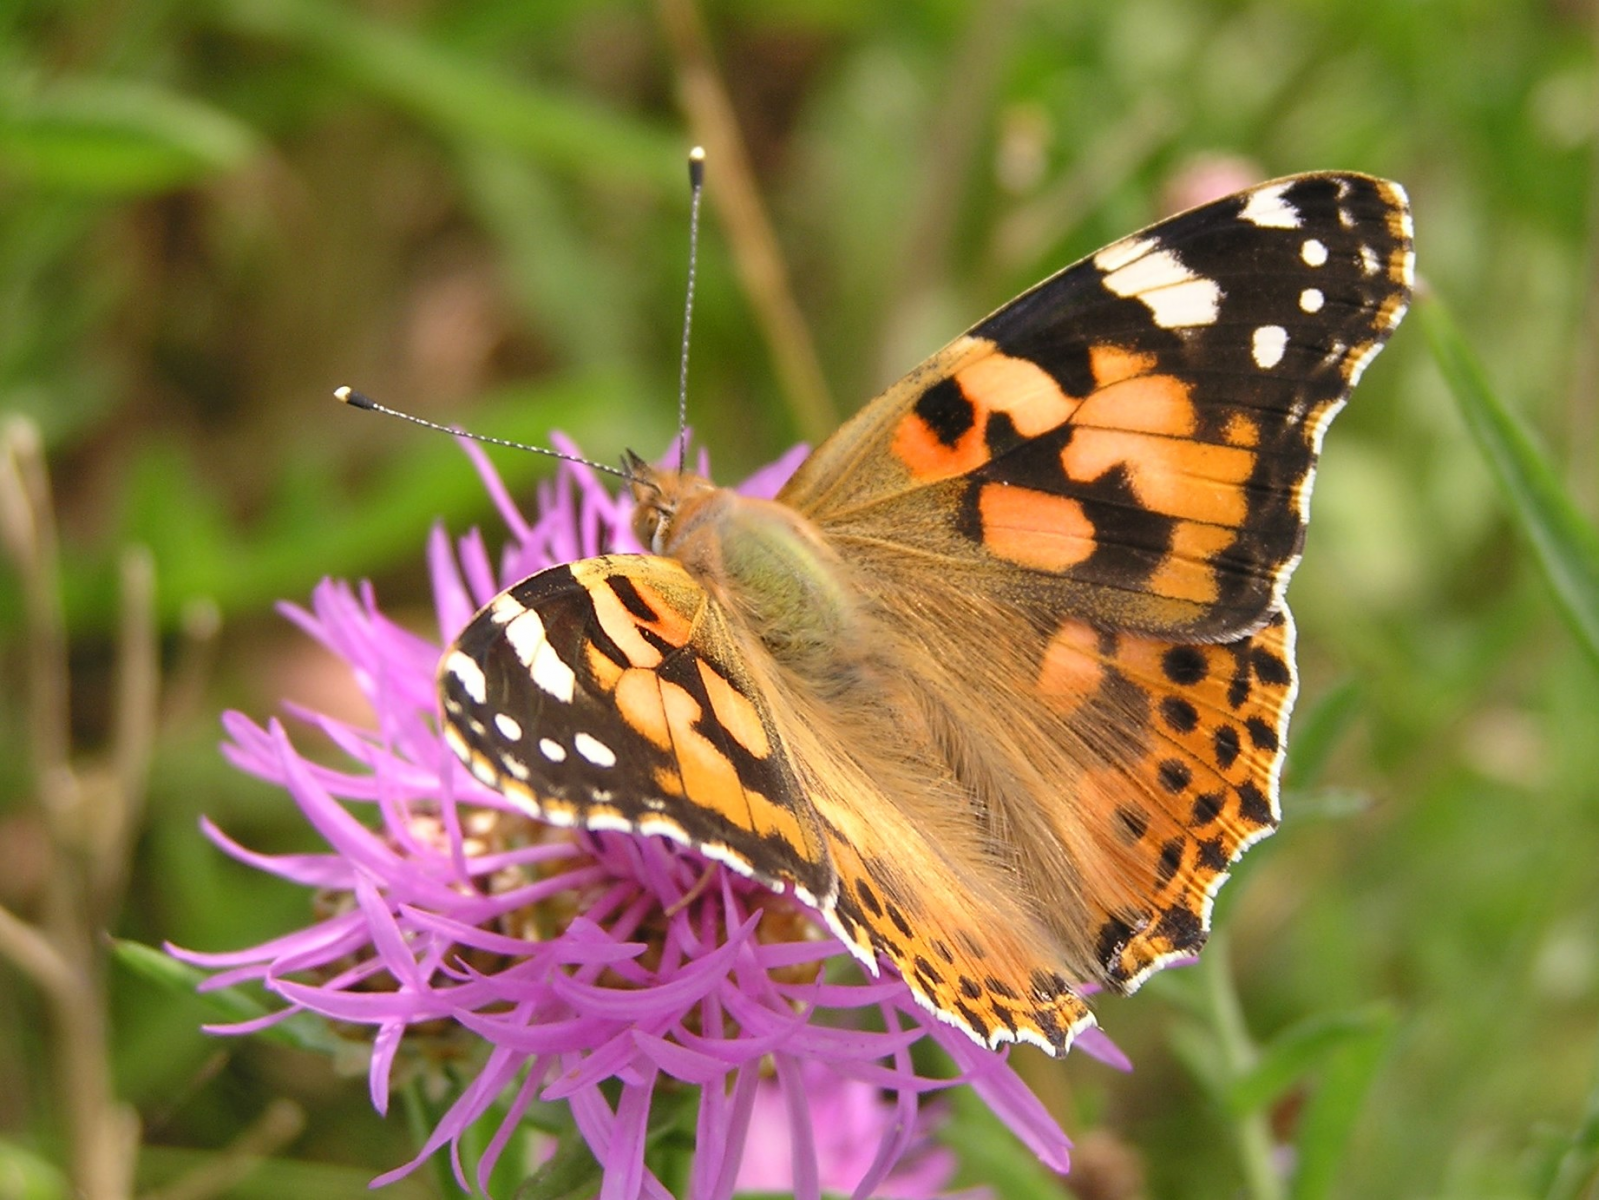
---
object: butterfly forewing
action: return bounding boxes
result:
[782,173,1412,643]
[440,556,835,907]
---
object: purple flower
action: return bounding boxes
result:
[172,438,1128,1197]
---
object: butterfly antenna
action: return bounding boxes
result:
[333,387,634,481]
[676,146,705,475]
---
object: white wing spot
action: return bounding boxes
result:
[1093,234,1156,273]
[501,755,530,781]
[494,713,523,741]
[1299,287,1325,313]
[504,610,546,664]
[539,737,567,763]
[1102,248,1221,328]
[445,651,487,703]
[1252,325,1288,369]
[1359,245,1380,276]
[488,594,526,625]
[575,732,616,768]
[532,641,576,702]
[1238,183,1301,228]
[1301,238,1328,267]
[504,611,576,702]
[1338,207,1355,229]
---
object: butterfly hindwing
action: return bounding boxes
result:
[1030,607,1298,989]
[439,556,835,907]
[782,173,1412,642]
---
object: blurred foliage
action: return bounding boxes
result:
[1,0,1597,1197]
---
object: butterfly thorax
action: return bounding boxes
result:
[630,464,863,678]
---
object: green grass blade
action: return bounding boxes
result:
[1421,298,1599,671]
[1228,1004,1396,1117]
[1288,1008,1397,1200]
[1542,1042,1599,1200]
[213,0,681,192]
[0,78,259,193]
[112,939,344,1054]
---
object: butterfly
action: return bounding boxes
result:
[438,173,1414,1055]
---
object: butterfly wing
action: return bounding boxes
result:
[440,553,1097,1054]
[780,172,1412,643]
[773,173,1410,994]
[439,555,835,907]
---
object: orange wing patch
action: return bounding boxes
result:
[977,484,1096,572]
[1033,610,1296,990]
[891,340,1079,481]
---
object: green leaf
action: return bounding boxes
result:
[111,939,344,1055]
[1283,677,1363,793]
[1288,1007,1397,1200]
[0,78,258,193]
[1229,1004,1396,1117]
[0,1139,71,1200]
[1421,298,1599,671]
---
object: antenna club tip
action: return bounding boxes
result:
[688,146,705,187]
[336,386,374,410]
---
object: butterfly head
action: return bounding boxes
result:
[623,450,716,554]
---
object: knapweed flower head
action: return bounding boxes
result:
[172,437,1129,1198]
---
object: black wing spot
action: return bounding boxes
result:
[855,878,884,917]
[1162,646,1208,685]
[1096,914,1136,973]
[1157,759,1192,794]
[886,902,915,940]
[913,377,976,447]
[1246,716,1280,752]
[1251,647,1292,686]
[984,975,1021,1001]
[1116,805,1150,842]
[1236,780,1273,825]
[1154,904,1205,954]
[1196,838,1230,871]
[1156,838,1185,887]
[1213,724,1242,770]
[1161,696,1199,733]
[1191,790,1225,826]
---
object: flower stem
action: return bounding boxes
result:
[1199,930,1283,1200]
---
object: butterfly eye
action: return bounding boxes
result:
[628,495,670,554]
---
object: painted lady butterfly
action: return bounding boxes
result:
[439,173,1413,1055]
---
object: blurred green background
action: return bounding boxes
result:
[2,1,1597,1198]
